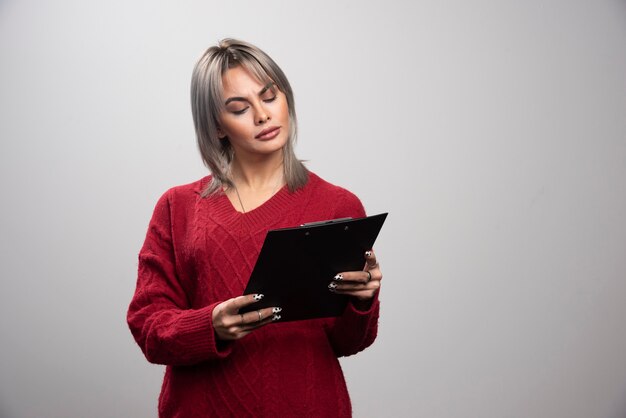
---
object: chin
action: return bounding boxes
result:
[259,135,288,149]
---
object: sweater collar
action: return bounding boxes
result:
[201,172,318,230]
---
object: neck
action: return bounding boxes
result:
[230,150,284,191]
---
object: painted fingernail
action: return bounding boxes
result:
[272,307,282,313]
[272,314,282,321]
[253,294,264,301]
[365,251,373,258]
[333,274,343,281]
[328,282,338,291]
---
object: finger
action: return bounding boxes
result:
[334,288,378,301]
[226,293,265,314]
[239,307,283,331]
[332,279,381,292]
[332,270,374,285]
[364,250,379,270]
[215,306,282,340]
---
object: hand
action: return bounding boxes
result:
[328,250,382,301]
[212,294,282,341]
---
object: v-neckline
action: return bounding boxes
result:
[201,172,314,229]
[221,184,288,216]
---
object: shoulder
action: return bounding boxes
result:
[307,172,360,202]
[168,176,211,198]
[305,172,366,219]
[157,176,211,202]
[151,176,211,216]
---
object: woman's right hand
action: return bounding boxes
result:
[212,294,282,341]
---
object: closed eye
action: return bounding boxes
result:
[232,107,249,115]
[231,96,276,115]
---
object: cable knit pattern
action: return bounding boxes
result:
[127,172,380,418]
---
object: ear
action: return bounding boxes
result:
[216,126,227,140]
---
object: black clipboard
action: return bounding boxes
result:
[240,213,388,322]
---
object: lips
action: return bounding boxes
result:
[255,126,280,139]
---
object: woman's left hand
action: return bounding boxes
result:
[329,250,382,301]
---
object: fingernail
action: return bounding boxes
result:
[328,282,337,291]
[365,251,372,258]
[254,294,264,301]
[272,307,282,313]
[272,314,282,321]
[333,274,343,281]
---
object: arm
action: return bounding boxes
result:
[323,190,382,357]
[126,190,231,366]
[324,291,380,357]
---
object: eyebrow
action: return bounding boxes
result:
[224,82,275,106]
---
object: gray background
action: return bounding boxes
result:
[1,1,625,417]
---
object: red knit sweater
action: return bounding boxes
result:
[127,172,380,418]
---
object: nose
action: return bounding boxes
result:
[254,102,271,125]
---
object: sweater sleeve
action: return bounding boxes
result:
[323,189,380,357]
[127,190,232,366]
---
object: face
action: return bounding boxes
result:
[217,66,290,161]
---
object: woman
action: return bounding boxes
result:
[127,38,383,417]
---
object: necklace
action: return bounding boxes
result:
[231,175,284,214]
[234,186,246,213]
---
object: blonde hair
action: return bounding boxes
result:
[190,38,308,196]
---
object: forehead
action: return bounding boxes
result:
[221,66,271,94]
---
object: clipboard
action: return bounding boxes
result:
[240,213,388,322]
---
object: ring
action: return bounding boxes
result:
[240,313,245,325]
[257,310,263,322]
[366,271,372,283]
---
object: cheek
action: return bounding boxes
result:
[220,118,249,137]
[278,100,290,122]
